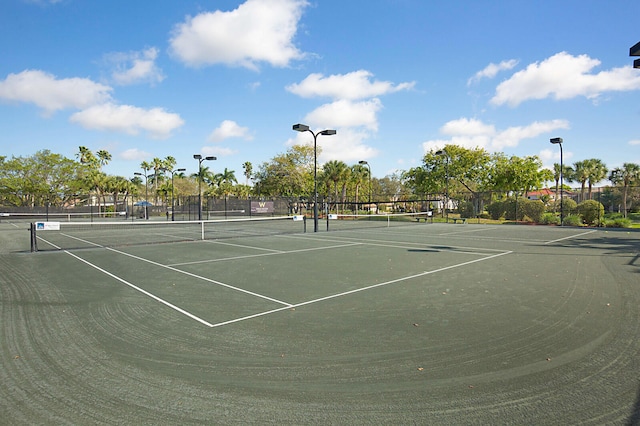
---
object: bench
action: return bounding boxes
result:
[452,218,467,224]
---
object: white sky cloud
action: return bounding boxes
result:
[0,69,112,114]
[304,99,382,131]
[169,0,307,70]
[491,52,640,107]
[422,117,570,153]
[108,47,165,86]
[208,120,253,142]
[467,59,518,86]
[202,146,238,158]
[119,148,152,161]
[69,103,184,139]
[629,139,640,146]
[286,70,415,100]
[288,127,379,164]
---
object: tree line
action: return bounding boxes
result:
[1,145,639,217]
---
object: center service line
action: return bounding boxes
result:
[208,250,513,328]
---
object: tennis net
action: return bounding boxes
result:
[325,211,433,231]
[30,215,307,252]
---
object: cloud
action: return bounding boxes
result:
[467,59,518,86]
[304,99,383,131]
[208,120,253,142]
[629,139,640,146]
[169,0,308,70]
[422,117,570,153]
[119,148,152,161]
[286,70,415,100]
[202,146,238,157]
[289,127,379,164]
[108,47,165,86]
[491,52,640,107]
[69,103,184,139]
[0,69,112,114]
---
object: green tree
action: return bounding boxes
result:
[253,145,315,197]
[609,163,640,217]
[584,158,608,200]
[242,161,253,185]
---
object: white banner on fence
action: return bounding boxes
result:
[35,221,60,231]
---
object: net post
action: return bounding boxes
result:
[30,222,38,252]
[200,220,205,240]
[303,215,307,233]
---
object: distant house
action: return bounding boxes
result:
[527,188,575,202]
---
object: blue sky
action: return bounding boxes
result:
[1,0,639,181]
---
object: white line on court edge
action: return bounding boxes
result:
[169,242,362,267]
[208,249,513,328]
[105,247,294,307]
[64,250,215,327]
[544,230,597,245]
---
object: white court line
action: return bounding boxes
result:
[208,250,513,328]
[290,233,505,255]
[104,246,294,307]
[169,242,362,267]
[544,230,597,245]
[46,232,295,307]
[64,250,214,327]
[204,239,285,253]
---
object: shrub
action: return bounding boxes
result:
[486,201,505,220]
[576,200,604,226]
[563,214,583,226]
[521,199,545,223]
[603,218,632,228]
[503,199,526,221]
[457,201,475,219]
[478,212,491,220]
[540,212,560,225]
[551,198,577,215]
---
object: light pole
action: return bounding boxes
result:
[550,137,564,226]
[358,160,371,214]
[435,150,449,223]
[292,123,337,232]
[166,168,186,221]
[193,154,216,221]
[134,170,149,219]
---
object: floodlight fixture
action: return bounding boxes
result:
[630,41,640,56]
[635,58,640,69]
[292,123,310,132]
[550,137,563,144]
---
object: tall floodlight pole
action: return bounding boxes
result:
[167,168,186,221]
[134,170,149,219]
[193,155,216,221]
[358,160,371,214]
[292,124,337,232]
[435,150,449,223]
[550,138,564,226]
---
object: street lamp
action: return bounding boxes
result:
[134,170,149,220]
[435,149,449,223]
[193,154,216,220]
[550,137,564,226]
[292,123,337,232]
[165,168,186,221]
[358,160,371,214]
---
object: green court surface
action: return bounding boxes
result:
[1,219,639,424]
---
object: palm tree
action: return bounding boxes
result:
[322,160,349,213]
[552,163,574,212]
[214,168,237,197]
[584,158,608,200]
[350,164,370,208]
[96,150,112,169]
[572,160,589,202]
[242,161,253,185]
[609,163,640,217]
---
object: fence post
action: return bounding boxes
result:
[30,223,38,252]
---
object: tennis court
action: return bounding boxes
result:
[1,216,639,424]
